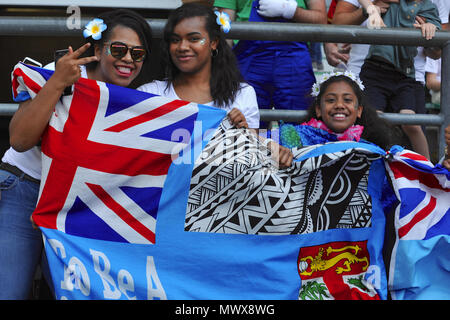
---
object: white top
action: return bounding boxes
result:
[425,57,441,82]
[343,0,448,81]
[138,80,260,129]
[2,64,88,180]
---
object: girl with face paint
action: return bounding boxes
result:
[138,3,260,130]
[278,73,394,152]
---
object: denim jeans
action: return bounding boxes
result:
[0,169,43,299]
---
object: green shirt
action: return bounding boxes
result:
[367,0,441,78]
[213,0,307,22]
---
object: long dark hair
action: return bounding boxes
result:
[162,3,243,108]
[84,9,153,80]
[307,75,394,150]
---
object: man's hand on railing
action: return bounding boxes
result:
[324,43,350,67]
[359,0,386,29]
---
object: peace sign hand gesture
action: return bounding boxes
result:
[51,43,98,91]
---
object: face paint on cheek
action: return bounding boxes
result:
[199,38,206,45]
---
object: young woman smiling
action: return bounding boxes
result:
[138,3,260,130]
[0,9,152,299]
[278,72,394,151]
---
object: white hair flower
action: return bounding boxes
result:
[215,11,231,33]
[83,18,107,40]
[311,71,365,97]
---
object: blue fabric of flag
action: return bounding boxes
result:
[40,138,391,300]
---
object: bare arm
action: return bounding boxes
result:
[425,72,441,92]
[323,42,350,67]
[9,43,97,152]
[292,0,327,24]
[332,0,393,26]
[215,7,236,22]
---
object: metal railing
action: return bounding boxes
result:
[0,17,449,158]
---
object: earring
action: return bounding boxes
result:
[211,49,218,57]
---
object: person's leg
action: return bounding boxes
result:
[0,170,42,299]
[359,61,392,112]
[399,109,430,159]
[392,79,431,159]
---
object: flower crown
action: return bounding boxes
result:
[83,18,107,40]
[215,11,231,33]
[311,71,365,97]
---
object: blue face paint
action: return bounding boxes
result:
[199,38,206,45]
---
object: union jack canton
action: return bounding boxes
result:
[12,62,209,244]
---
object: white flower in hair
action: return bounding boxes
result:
[83,18,107,40]
[215,11,231,33]
[310,71,365,97]
[311,83,321,96]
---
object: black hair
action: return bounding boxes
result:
[84,9,153,75]
[162,3,243,108]
[306,75,394,150]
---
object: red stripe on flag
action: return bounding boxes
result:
[104,100,189,132]
[33,81,102,229]
[398,196,437,239]
[400,152,429,162]
[86,183,156,244]
[389,162,449,191]
[12,67,42,97]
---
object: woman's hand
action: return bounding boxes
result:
[51,43,98,90]
[266,140,294,169]
[228,108,249,129]
[9,43,98,152]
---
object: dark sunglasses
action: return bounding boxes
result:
[107,41,146,62]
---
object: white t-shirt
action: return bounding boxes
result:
[2,64,88,180]
[425,57,441,82]
[138,80,260,129]
[343,0,448,80]
[342,0,371,76]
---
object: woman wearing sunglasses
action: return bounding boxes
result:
[1,9,152,299]
[138,3,260,130]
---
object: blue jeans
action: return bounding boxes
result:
[0,169,42,299]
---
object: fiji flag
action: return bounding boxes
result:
[12,62,393,300]
[386,147,450,300]
[12,62,226,245]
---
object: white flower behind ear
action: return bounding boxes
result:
[83,18,107,40]
[215,11,231,33]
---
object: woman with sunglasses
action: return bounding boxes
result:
[138,3,260,130]
[1,9,152,299]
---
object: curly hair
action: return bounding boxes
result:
[161,3,243,108]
